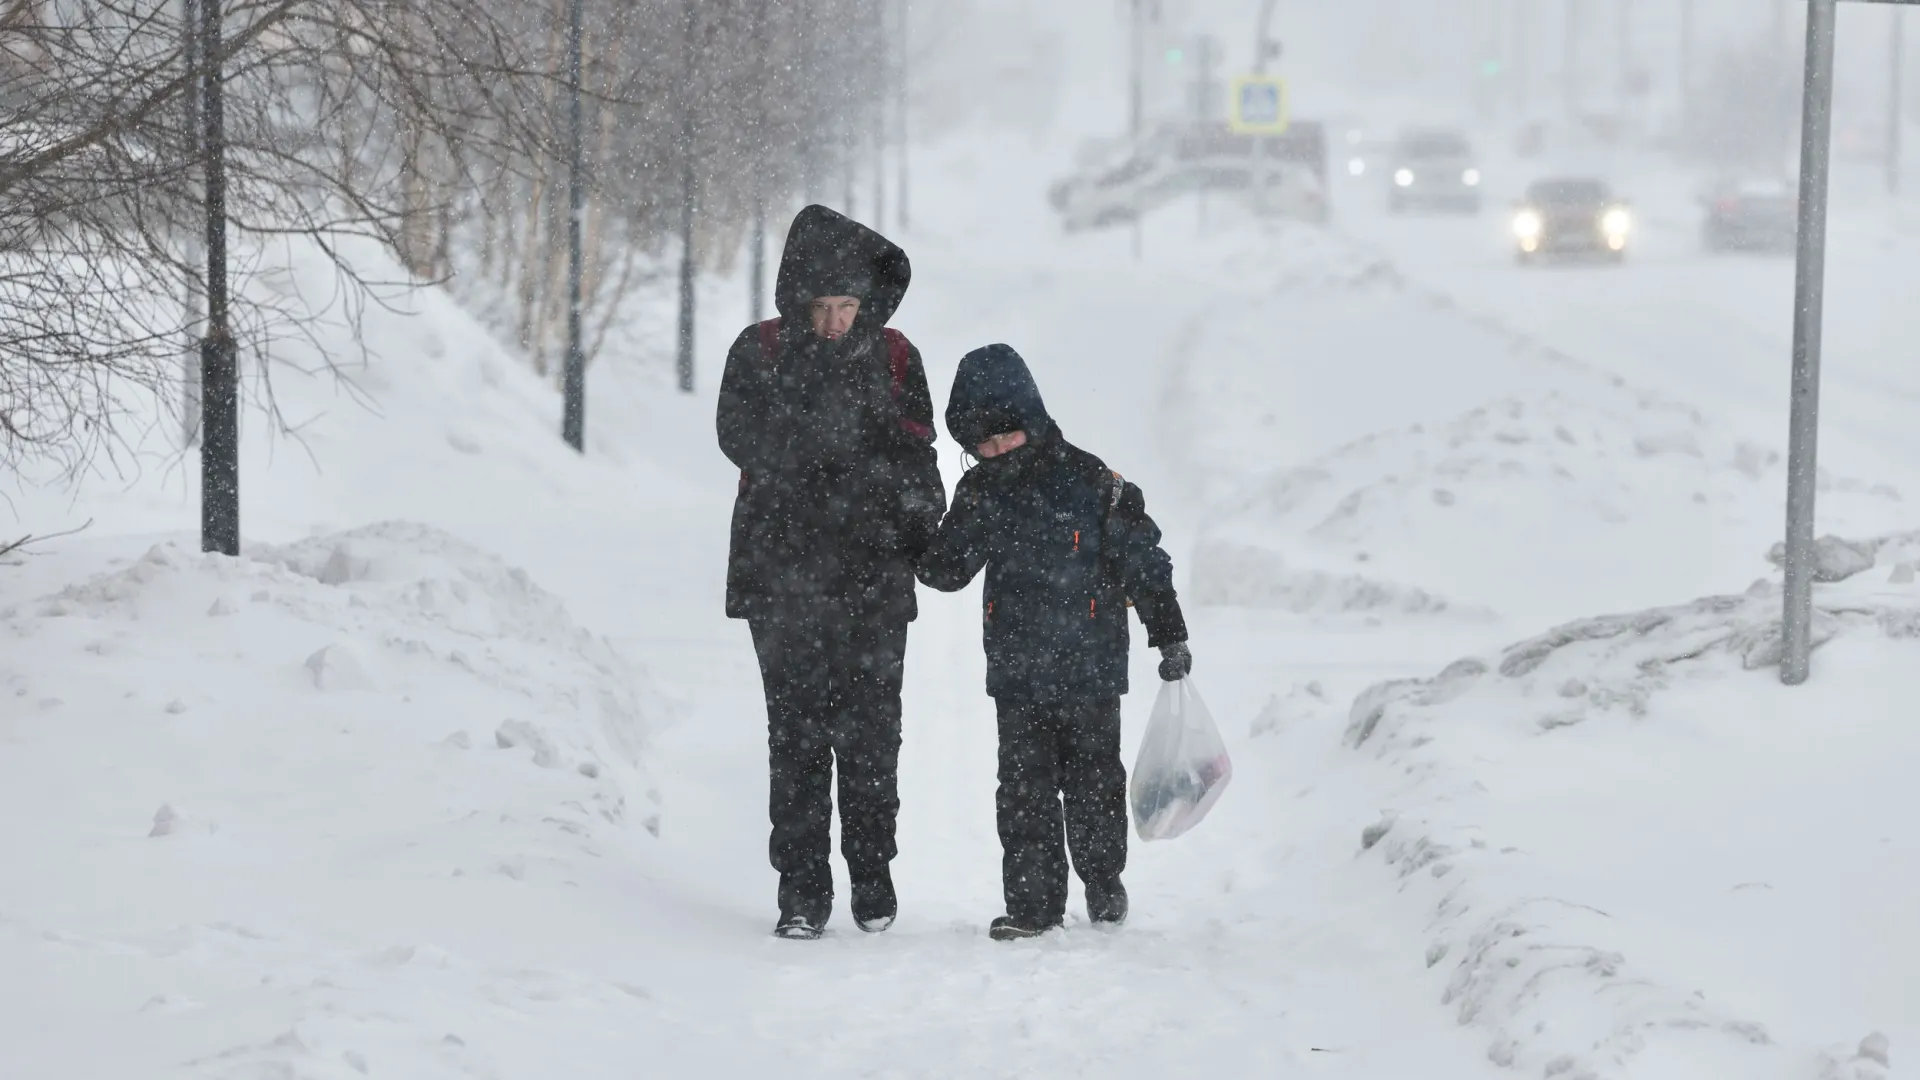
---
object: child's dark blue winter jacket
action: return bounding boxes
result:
[918,344,1188,702]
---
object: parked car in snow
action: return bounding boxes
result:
[1387,128,1482,214]
[1700,177,1798,254]
[1510,178,1633,264]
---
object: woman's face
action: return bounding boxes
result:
[807,296,861,340]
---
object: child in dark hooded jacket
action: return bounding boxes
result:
[917,343,1191,940]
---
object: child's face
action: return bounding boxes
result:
[976,430,1028,459]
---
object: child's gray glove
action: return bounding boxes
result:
[1158,641,1192,682]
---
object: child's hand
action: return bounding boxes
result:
[1158,642,1192,682]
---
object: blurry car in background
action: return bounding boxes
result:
[1387,128,1482,214]
[1700,178,1798,254]
[1344,135,1392,180]
[1511,178,1632,264]
[1049,119,1331,230]
[1056,153,1167,230]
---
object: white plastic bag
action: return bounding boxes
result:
[1129,678,1233,841]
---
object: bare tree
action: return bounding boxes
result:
[0,0,903,475]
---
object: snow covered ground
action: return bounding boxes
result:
[4,112,1917,1080]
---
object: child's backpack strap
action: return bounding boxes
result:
[1095,466,1135,607]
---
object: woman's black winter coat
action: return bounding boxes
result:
[716,206,945,621]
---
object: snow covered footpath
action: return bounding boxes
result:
[0,180,1522,1078]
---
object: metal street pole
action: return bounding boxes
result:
[1781,0,1839,686]
[1253,0,1279,75]
[199,0,238,557]
[800,2,818,204]
[1564,0,1579,120]
[897,0,910,231]
[1893,6,1906,195]
[1514,0,1529,113]
[1129,0,1143,260]
[562,0,586,451]
[675,0,697,394]
[1618,0,1633,114]
[1679,0,1695,145]
[181,0,203,450]
[872,0,886,227]
[749,0,767,322]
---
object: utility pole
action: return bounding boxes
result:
[181,0,203,450]
[1194,33,1215,232]
[897,0,910,231]
[1771,0,1919,684]
[1618,0,1632,101]
[1563,0,1579,121]
[561,0,586,450]
[1892,5,1906,195]
[1129,0,1144,260]
[1514,0,1529,114]
[842,128,857,216]
[872,0,886,228]
[749,0,767,322]
[1679,0,1695,145]
[1253,0,1279,74]
[799,2,818,205]
[199,0,238,556]
[1781,0,1839,686]
[675,0,697,394]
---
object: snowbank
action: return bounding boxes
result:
[1343,555,1916,1080]
[1173,228,1905,624]
[0,524,664,1079]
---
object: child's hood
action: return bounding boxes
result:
[946,344,1055,451]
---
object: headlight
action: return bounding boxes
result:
[1394,168,1414,187]
[1513,210,1543,239]
[1349,157,1367,176]
[1602,208,1631,235]
[1462,168,1481,187]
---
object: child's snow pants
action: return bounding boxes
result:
[995,696,1128,923]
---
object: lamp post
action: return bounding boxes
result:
[198,0,238,556]
[561,0,586,450]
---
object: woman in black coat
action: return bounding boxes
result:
[715,205,944,940]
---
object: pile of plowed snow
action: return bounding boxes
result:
[0,524,662,1079]
[1168,229,1906,625]
[1341,539,1915,1080]
[1195,388,1904,623]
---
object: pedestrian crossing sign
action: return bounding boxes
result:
[1228,75,1289,134]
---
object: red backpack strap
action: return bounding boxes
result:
[883,328,934,441]
[757,318,783,364]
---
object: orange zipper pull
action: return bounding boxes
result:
[1090,598,1097,618]
[1073,530,1080,552]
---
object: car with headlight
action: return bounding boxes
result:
[1386,128,1482,214]
[1510,178,1632,264]
[1700,177,1797,254]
